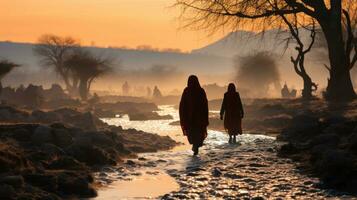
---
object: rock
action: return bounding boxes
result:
[224,172,243,179]
[31,125,53,145]
[212,168,222,177]
[0,141,32,173]
[347,131,357,155]
[0,176,24,188]
[52,128,73,147]
[126,160,136,166]
[11,128,32,142]
[32,110,59,123]
[314,149,355,187]
[70,112,97,131]
[48,156,87,171]
[24,174,58,192]
[278,143,299,156]
[0,184,16,199]
[57,172,97,197]
[278,113,321,142]
[310,133,340,147]
[323,123,354,136]
[251,197,265,200]
[40,143,65,156]
[90,131,115,147]
[66,145,116,166]
[73,133,93,147]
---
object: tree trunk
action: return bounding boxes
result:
[319,11,356,101]
[79,79,88,101]
[301,75,314,99]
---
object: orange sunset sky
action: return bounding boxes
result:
[0,0,227,51]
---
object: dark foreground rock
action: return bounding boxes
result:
[278,112,357,194]
[0,123,177,199]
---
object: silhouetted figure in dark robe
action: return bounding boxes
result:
[153,86,162,98]
[179,75,209,155]
[220,83,244,144]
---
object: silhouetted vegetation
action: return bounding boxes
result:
[33,34,80,95]
[175,0,357,101]
[0,60,19,95]
[64,50,112,100]
[234,52,280,97]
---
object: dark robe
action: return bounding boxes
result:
[220,91,244,135]
[179,87,209,147]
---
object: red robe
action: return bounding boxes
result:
[220,91,244,135]
[179,87,209,147]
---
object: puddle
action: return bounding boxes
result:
[95,170,179,200]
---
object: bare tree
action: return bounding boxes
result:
[281,15,318,99]
[33,34,80,95]
[64,50,112,101]
[0,60,19,95]
[175,0,357,101]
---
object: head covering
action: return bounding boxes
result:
[187,75,201,89]
[227,83,236,93]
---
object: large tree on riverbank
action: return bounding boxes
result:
[33,34,80,95]
[175,0,357,101]
[64,50,112,100]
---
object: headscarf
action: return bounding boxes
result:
[227,83,236,93]
[187,75,201,90]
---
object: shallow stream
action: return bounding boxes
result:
[94,105,342,199]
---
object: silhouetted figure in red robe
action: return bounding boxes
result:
[179,75,209,155]
[220,83,244,144]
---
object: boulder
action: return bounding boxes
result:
[65,145,116,166]
[24,174,58,192]
[278,113,321,142]
[0,175,24,188]
[31,110,59,123]
[323,123,354,136]
[11,128,32,142]
[40,143,66,157]
[89,131,115,147]
[52,128,73,147]
[348,131,357,155]
[31,125,53,145]
[48,156,87,171]
[310,133,340,147]
[314,149,355,187]
[57,172,97,197]
[0,184,16,199]
[278,143,299,156]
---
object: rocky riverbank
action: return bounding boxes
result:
[0,110,177,199]
[278,113,357,194]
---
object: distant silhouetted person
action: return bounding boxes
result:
[146,87,152,97]
[220,83,244,144]
[179,75,209,155]
[153,86,162,98]
[122,81,130,95]
[281,83,290,98]
[281,83,297,98]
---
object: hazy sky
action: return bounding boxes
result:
[0,0,226,51]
